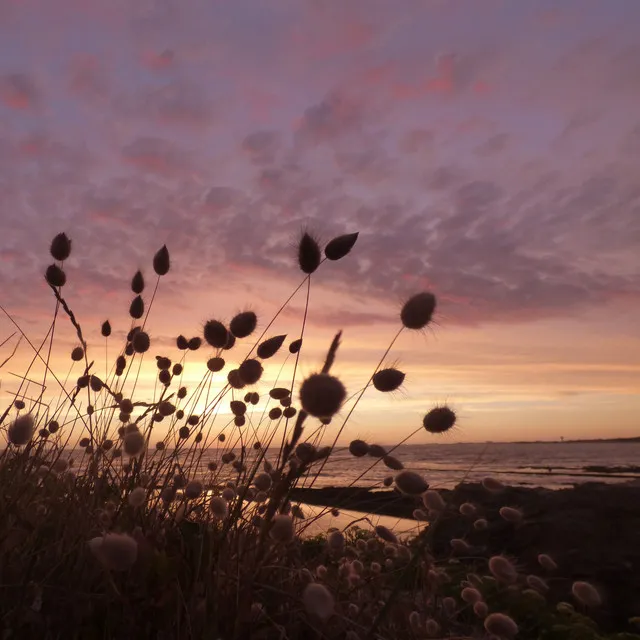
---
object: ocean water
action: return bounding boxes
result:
[187,441,640,490]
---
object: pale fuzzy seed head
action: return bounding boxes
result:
[351,559,363,574]
[408,611,422,633]
[450,538,471,555]
[527,574,549,593]
[302,583,335,621]
[123,430,145,457]
[348,439,369,457]
[210,496,228,520]
[459,502,477,517]
[499,506,523,524]
[89,533,138,571]
[327,530,345,550]
[8,414,35,446]
[316,564,327,579]
[370,561,381,574]
[254,472,272,492]
[348,603,359,617]
[270,514,295,543]
[461,587,483,604]
[484,612,518,638]
[128,486,147,508]
[384,558,393,569]
[222,487,236,501]
[482,476,505,492]
[295,442,317,464]
[442,596,456,617]
[489,556,518,584]
[474,601,489,618]
[425,618,439,636]
[572,581,602,607]
[374,525,397,544]
[474,518,489,531]
[185,480,204,499]
[538,553,558,571]
[422,489,446,511]
[394,470,428,495]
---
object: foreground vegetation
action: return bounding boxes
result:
[0,232,637,639]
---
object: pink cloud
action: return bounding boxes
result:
[0,73,38,109]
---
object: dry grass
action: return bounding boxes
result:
[0,232,617,640]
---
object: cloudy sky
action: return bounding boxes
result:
[1,0,639,444]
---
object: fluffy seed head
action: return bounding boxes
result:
[425,619,439,636]
[132,331,150,353]
[257,334,286,359]
[269,407,282,420]
[327,530,345,550]
[474,601,489,618]
[374,525,397,544]
[473,517,488,531]
[230,311,257,338]
[270,514,295,543]
[298,232,321,274]
[461,587,483,604]
[50,232,72,261]
[383,455,404,471]
[527,575,549,593]
[128,487,147,507]
[203,320,228,348]
[89,533,138,571]
[482,476,505,493]
[459,502,477,517]
[537,553,558,571]
[484,613,518,638]
[348,439,369,457]
[400,292,436,329]
[451,538,471,554]
[210,496,228,519]
[324,232,359,261]
[254,473,272,491]
[131,270,144,294]
[299,373,346,418]
[423,405,456,434]
[372,368,405,392]
[489,556,517,584]
[185,480,204,499]
[394,470,428,495]
[153,245,170,276]
[8,414,35,446]
[45,264,66,287]
[129,295,144,319]
[499,506,523,524]
[383,475,393,487]
[188,337,201,350]
[295,442,317,463]
[422,490,446,512]
[572,581,601,607]
[123,430,145,456]
[176,335,188,350]
[101,320,112,337]
[227,369,245,389]
[368,444,387,458]
[238,358,263,385]
[302,583,335,621]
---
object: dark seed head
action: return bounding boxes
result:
[230,311,257,339]
[71,346,84,362]
[282,406,296,419]
[153,245,170,276]
[223,332,236,350]
[176,409,184,419]
[179,426,190,439]
[77,375,89,389]
[289,338,302,354]
[207,357,225,372]
[188,337,202,351]
[187,415,199,426]
[177,386,187,399]
[158,369,171,385]
[423,406,457,434]
[324,232,359,261]
[101,320,112,337]
[230,400,246,416]
[48,420,59,434]
[269,388,290,400]
[129,295,144,319]
[120,399,134,414]
[50,232,72,261]
[250,392,259,405]
[90,375,103,392]
[45,264,66,287]
[132,331,151,353]
[298,232,321,274]
[156,356,171,370]
[238,359,263,385]
[269,407,282,420]
[39,428,49,439]
[372,368,405,392]
[176,335,189,350]
[257,335,286,359]
[227,369,245,389]
[401,292,437,330]
[234,415,246,427]
[172,363,182,376]
[116,355,126,370]
[204,320,228,348]
[131,270,145,294]
[125,343,134,356]
[13,399,25,410]
[299,373,346,418]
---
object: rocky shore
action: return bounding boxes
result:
[291,482,640,632]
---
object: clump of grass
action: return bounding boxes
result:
[0,230,627,640]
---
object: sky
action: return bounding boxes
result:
[0,0,639,445]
